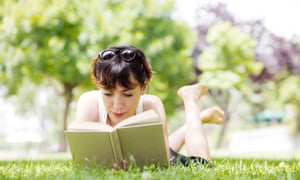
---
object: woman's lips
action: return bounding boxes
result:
[112,112,125,118]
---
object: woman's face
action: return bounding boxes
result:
[101,79,145,126]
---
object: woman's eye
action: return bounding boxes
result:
[103,93,113,96]
[124,94,133,97]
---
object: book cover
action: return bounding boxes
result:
[65,110,169,167]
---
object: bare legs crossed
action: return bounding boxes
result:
[168,83,224,160]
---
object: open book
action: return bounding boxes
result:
[65,110,169,168]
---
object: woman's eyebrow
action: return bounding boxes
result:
[121,88,132,92]
[121,86,138,92]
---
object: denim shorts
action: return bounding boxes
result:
[169,148,214,167]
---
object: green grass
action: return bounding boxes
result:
[0,158,299,180]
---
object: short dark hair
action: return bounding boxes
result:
[91,45,153,90]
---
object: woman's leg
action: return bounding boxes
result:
[168,83,224,160]
[168,125,186,152]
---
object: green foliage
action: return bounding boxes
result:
[263,76,300,108]
[198,22,263,90]
[0,0,90,95]
[0,0,193,116]
[0,159,299,179]
[275,76,300,105]
[133,20,195,114]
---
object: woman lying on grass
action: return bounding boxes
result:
[72,45,224,169]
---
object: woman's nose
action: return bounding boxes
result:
[112,96,123,110]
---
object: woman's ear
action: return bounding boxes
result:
[141,83,148,94]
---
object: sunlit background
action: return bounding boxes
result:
[1,0,299,160]
[174,0,299,39]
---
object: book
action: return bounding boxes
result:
[65,110,170,168]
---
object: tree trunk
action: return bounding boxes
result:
[297,107,300,134]
[57,83,75,152]
[209,89,230,148]
[216,114,230,148]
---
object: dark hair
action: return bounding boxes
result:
[91,45,153,90]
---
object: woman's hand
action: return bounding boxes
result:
[111,159,129,171]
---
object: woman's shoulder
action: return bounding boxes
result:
[76,90,100,111]
[142,94,167,122]
[78,90,100,101]
[142,94,164,109]
[143,94,162,102]
[75,90,100,122]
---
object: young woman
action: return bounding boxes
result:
[73,45,224,168]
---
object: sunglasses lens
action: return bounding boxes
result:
[120,49,136,61]
[100,50,115,60]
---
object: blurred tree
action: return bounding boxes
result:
[263,75,300,134]
[197,21,263,147]
[193,3,300,147]
[0,0,194,151]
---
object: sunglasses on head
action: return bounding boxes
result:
[98,48,136,62]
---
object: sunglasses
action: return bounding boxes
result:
[98,49,136,62]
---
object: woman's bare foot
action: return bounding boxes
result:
[177,83,208,102]
[200,106,224,124]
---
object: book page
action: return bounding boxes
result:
[67,110,159,131]
[68,121,113,132]
[114,110,160,129]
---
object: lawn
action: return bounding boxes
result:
[0,158,299,180]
